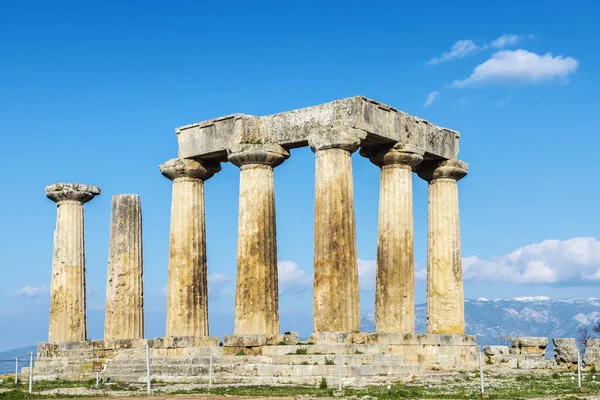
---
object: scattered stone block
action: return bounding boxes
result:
[510,337,548,355]
[553,338,579,365]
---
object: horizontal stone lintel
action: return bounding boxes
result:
[176,96,460,161]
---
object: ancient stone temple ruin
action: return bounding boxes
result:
[36,97,478,385]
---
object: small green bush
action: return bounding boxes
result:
[295,347,308,355]
[235,350,246,356]
[319,377,328,389]
[324,357,335,365]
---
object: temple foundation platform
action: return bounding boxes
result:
[33,333,478,386]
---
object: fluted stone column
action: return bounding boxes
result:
[418,159,468,334]
[310,134,362,333]
[46,183,100,343]
[104,194,144,340]
[361,146,423,333]
[229,144,289,335]
[160,158,221,337]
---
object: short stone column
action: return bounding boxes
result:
[310,134,363,333]
[361,146,423,333]
[418,160,468,334]
[46,183,100,343]
[160,158,221,337]
[104,194,144,340]
[228,144,289,335]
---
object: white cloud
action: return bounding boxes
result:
[423,91,440,107]
[491,34,522,49]
[464,237,600,284]
[452,49,578,87]
[14,285,49,298]
[428,40,479,64]
[278,260,312,294]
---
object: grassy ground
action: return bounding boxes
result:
[0,370,598,399]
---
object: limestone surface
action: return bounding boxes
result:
[46,183,100,343]
[553,338,579,365]
[229,144,288,335]
[312,144,360,333]
[176,97,459,161]
[417,160,468,334]
[104,194,144,340]
[510,337,548,355]
[361,146,423,333]
[160,158,220,337]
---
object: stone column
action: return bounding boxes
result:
[104,194,144,340]
[418,159,468,334]
[160,158,220,337]
[361,146,423,333]
[229,144,289,335]
[310,134,362,333]
[46,183,100,343]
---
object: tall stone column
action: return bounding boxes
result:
[229,144,289,335]
[418,160,468,334]
[310,134,363,333]
[46,183,100,343]
[160,158,220,337]
[104,194,144,340]
[361,146,423,333]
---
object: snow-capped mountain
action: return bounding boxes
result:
[361,297,600,346]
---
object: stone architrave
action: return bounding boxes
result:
[310,131,365,333]
[160,158,221,337]
[46,183,100,343]
[228,144,289,335]
[104,194,144,340]
[361,145,423,333]
[418,160,468,334]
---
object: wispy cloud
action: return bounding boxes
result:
[14,285,49,298]
[428,40,480,65]
[423,91,440,107]
[491,34,523,49]
[452,49,578,88]
[278,260,312,294]
[464,237,600,284]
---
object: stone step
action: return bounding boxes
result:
[261,344,402,356]
[270,354,404,365]
[233,363,421,377]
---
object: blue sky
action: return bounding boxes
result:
[1,0,599,350]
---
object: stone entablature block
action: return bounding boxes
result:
[176,97,459,161]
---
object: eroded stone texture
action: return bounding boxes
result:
[46,183,100,343]
[229,144,289,335]
[510,337,548,355]
[361,145,423,333]
[160,158,221,337]
[584,339,600,366]
[553,338,579,365]
[104,194,144,340]
[176,97,460,162]
[417,160,468,334]
[311,134,362,333]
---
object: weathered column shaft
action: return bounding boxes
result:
[46,183,100,343]
[160,158,220,338]
[229,144,288,335]
[363,148,423,333]
[421,160,468,334]
[104,194,144,340]
[313,147,360,333]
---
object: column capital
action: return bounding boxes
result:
[360,145,423,168]
[416,159,468,182]
[228,144,289,169]
[308,129,366,153]
[46,183,101,204]
[159,158,221,182]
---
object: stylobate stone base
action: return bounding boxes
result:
[32,334,480,385]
